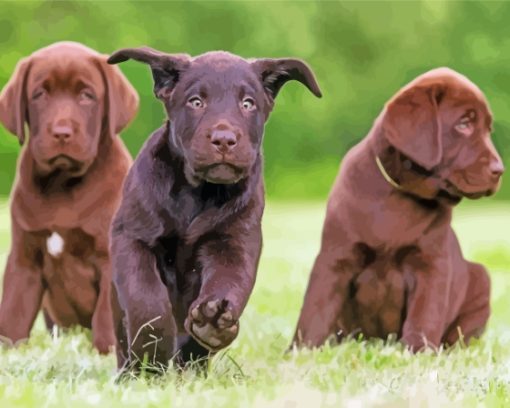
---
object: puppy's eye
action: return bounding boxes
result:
[32,89,47,100]
[241,97,256,111]
[187,96,205,109]
[79,89,96,104]
[454,117,474,137]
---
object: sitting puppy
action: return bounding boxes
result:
[293,68,503,351]
[0,42,138,353]
[107,47,321,371]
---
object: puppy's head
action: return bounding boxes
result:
[0,41,139,177]
[108,47,321,185]
[381,67,503,200]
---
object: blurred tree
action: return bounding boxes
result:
[0,0,508,200]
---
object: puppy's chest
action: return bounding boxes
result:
[353,244,417,280]
[347,247,416,338]
[359,197,440,248]
[46,232,65,257]
[38,229,99,308]
[169,195,203,232]
[41,228,96,265]
[167,187,226,234]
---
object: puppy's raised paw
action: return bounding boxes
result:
[185,299,239,352]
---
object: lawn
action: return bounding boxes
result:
[0,200,510,407]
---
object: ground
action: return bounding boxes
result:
[0,200,509,407]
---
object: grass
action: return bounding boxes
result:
[1,200,510,407]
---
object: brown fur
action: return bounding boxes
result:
[0,42,138,353]
[293,68,503,351]
[107,47,321,372]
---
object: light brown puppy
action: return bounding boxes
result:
[293,68,503,351]
[0,42,138,353]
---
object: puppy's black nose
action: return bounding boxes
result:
[210,129,237,153]
[52,125,72,142]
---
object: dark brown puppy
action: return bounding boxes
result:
[293,68,503,351]
[108,47,321,371]
[0,42,138,353]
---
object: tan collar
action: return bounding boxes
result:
[375,155,403,191]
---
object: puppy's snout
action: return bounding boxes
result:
[52,124,73,143]
[210,126,238,153]
[489,159,504,179]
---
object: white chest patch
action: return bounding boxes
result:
[47,232,64,257]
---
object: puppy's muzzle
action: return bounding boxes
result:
[210,129,238,154]
[52,125,73,144]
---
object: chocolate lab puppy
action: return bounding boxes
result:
[107,47,321,371]
[293,68,503,351]
[0,42,138,353]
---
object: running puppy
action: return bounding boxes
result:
[108,47,321,371]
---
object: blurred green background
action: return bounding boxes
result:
[0,0,509,200]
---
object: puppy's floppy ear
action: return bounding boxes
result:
[108,47,190,100]
[251,58,322,100]
[0,57,31,145]
[96,56,139,137]
[382,84,444,170]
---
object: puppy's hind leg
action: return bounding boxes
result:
[443,262,490,345]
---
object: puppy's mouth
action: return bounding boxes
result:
[462,190,494,199]
[47,155,84,173]
[200,163,244,184]
[443,179,495,201]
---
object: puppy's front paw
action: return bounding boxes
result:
[0,334,14,348]
[185,299,239,352]
[93,333,115,355]
[401,331,438,352]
